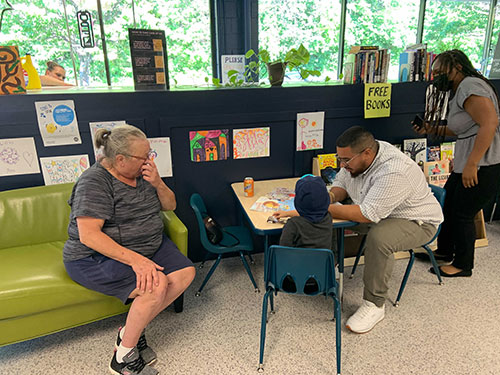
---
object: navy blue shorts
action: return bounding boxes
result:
[64,235,194,304]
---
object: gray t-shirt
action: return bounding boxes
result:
[448,76,500,172]
[63,162,164,262]
[279,213,334,251]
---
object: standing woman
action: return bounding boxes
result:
[415,49,500,277]
[63,124,195,374]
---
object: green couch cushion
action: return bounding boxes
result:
[0,241,120,320]
[0,183,73,250]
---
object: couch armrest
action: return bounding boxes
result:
[160,211,188,257]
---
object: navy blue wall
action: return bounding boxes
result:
[1,82,499,261]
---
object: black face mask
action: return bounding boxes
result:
[432,73,453,92]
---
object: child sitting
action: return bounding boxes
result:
[277,175,334,293]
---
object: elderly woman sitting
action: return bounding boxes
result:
[63,124,195,375]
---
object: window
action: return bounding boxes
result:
[133,0,212,87]
[259,0,341,82]
[345,0,420,81]
[423,0,490,70]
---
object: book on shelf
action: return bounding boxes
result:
[423,160,449,177]
[440,142,455,161]
[403,138,427,164]
[398,43,435,83]
[428,173,450,188]
[345,46,390,84]
[427,145,441,161]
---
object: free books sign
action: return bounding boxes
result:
[364,83,392,119]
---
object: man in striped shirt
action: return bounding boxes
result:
[329,126,443,334]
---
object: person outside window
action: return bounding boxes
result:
[40,61,74,86]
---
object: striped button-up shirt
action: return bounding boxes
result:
[332,140,443,226]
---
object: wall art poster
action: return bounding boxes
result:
[0,137,40,176]
[296,111,324,151]
[148,137,173,177]
[0,46,26,95]
[189,129,229,162]
[35,100,82,146]
[233,127,270,159]
[39,154,90,185]
[89,121,126,160]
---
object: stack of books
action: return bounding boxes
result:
[399,43,436,82]
[343,46,390,84]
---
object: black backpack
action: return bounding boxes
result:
[203,216,240,247]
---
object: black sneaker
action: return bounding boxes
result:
[109,347,158,375]
[116,327,157,365]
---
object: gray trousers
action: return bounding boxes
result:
[354,219,437,307]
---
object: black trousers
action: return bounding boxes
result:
[437,163,500,270]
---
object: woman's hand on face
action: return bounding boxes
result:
[462,163,479,188]
[142,159,162,188]
[131,254,165,294]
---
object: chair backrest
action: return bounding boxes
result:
[428,184,446,243]
[190,193,219,252]
[265,245,337,296]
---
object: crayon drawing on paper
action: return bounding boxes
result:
[39,154,90,185]
[233,127,270,159]
[296,111,324,151]
[148,137,173,177]
[0,137,40,177]
[189,129,229,162]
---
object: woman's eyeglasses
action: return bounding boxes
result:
[123,150,154,163]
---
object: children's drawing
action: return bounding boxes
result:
[35,100,82,146]
[148,137,173,177]
[189,129,229,162]
[88,121,126,160]
[296,111,325,151]
[39,154,90,185]
[0,137,40,176]
[250,188,296,212]
[0,46,26,95]
[233,127,270,159]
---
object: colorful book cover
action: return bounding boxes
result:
[318,153,337,169]
[427,145,441,161]
[428,173,450,187]
[423,160,449,177]
[403,138,427,164]
[440,142,454,161]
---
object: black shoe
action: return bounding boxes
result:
[415,251,453,263]
[109,347,158,375]
[116,327,157,365]
[429,266,472,278]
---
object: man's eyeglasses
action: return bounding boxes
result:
[123,150,153,163]
[337,149,366,167]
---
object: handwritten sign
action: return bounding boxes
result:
[364,83,391,119]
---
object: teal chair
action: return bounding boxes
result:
[349,184,445,306]
[258,245,341,375]
[190,193,259,295]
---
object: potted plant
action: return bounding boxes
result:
[244,44,323,87]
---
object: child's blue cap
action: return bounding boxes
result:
[294,175,330,223]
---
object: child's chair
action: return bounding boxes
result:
[258,245,341,375]
[349,184,445,306]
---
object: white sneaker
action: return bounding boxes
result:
[346,300,385,333]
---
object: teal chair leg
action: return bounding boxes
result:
[247,252,255,264]
[349,235,366,278]
[394,250,415,307]
[334,296,341,375]
[269,291,274,314]
[258,289,272,373]
[196,254,222,296]
[239,251,260,292]
[425,245,443,285]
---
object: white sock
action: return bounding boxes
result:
[116,343,134,363]
[119,326,125,340]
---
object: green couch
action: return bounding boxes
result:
[0,183,188,347]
